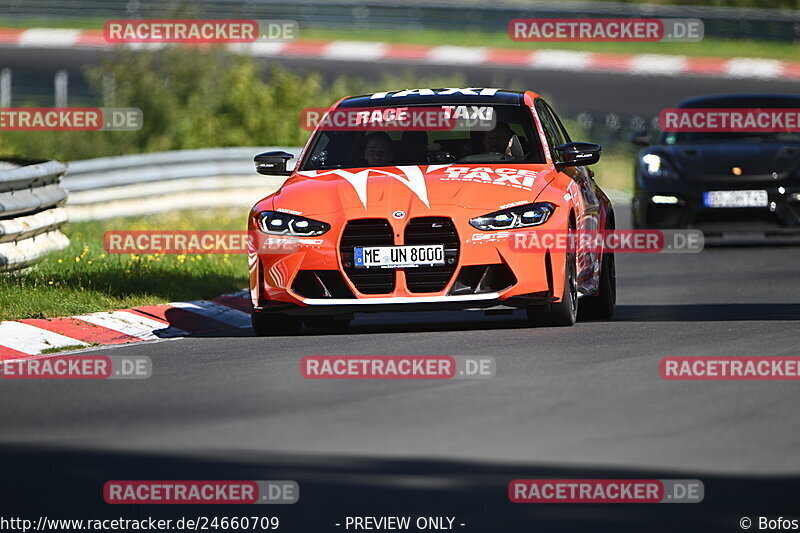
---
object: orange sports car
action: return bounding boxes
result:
[248,88,615,335]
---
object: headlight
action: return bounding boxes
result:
[257,211,330,236]
[470,203,555,231]
[641,153,679,179]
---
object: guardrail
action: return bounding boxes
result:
[63,147,299,221]
[0,159,70,272]
[2,0,799,42]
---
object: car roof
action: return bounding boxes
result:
[338,89,526,108]
[678,93,800,108]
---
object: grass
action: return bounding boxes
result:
[0,208,249,321]
[40,344,98,354]
[594,151,634,194]
[1,18,798,61]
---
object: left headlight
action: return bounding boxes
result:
[257,211,330,236]
[470,203,555,231]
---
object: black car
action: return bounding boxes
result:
[631,94,800,239]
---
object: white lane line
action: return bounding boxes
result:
[325,41,387,61]
[629,54,688,76]
[18,28,81,47]
[79,310,187,340]
[426,46,488,65]
[169,300,252,328]
[529,50,591,71]
[228,42,286,57]
[726,58,784,79]
[0,321,87,355]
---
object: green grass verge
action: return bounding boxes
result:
[1,18,797,61]
[594,151,634,194]
[0,208,249,321]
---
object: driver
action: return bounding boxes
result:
[481,122,515,156]
[363,132,395,166]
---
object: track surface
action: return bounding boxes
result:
[2,47,800,530]
[2,206,799,473]
[2,207,799,530]
[3,47,800,115]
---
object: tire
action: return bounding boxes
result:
[578,249,616,320]
[526,224,578,327]
[251,309,303,336]
[303,316,352,330]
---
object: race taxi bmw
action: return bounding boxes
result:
[248,88,615,335]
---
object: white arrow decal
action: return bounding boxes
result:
[297,167,429,209]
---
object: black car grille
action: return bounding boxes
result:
[292,270,356,299]
[448,264,517,295]
[340,219,395,294]
[403,217,459,293]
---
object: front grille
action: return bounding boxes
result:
[403,217,459,293]
[340,219,395,294]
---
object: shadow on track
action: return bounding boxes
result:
[0,444,796,532]
[613,303,800,322]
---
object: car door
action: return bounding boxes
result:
[535,99,600,289]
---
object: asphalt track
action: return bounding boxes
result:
[4,46,800,115]
[2,45,800,531]
[1,206,799,531]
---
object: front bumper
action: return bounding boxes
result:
[248,212,569,312]
[634,177,800,233]
[252,291,558,316]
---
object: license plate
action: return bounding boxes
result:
[704,190,768,208]
[354,245,445,268]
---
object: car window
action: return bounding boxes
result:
[534,100,565,163]
[300,104,546,170]
[543,101,573,145]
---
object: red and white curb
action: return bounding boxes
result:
[0,290,251,361]
[0,27,798,81]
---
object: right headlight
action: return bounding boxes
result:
[641,154,679,179]
[470,203,555,231]
[257,211,330,236]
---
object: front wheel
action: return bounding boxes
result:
[526,232,578,327]
[578,250,616,320]
[251,309,303,336]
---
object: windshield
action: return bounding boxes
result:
[301,105,546,170]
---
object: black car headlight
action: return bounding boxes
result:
[641,154,679,179]
[257,211,330,236]
[470,203,555,231]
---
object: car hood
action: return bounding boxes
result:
[268,164,555,217]
[661,142,800,183]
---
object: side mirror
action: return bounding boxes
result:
[629,130,651,147]
[555,142,601,167]
[254,151,294,176]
